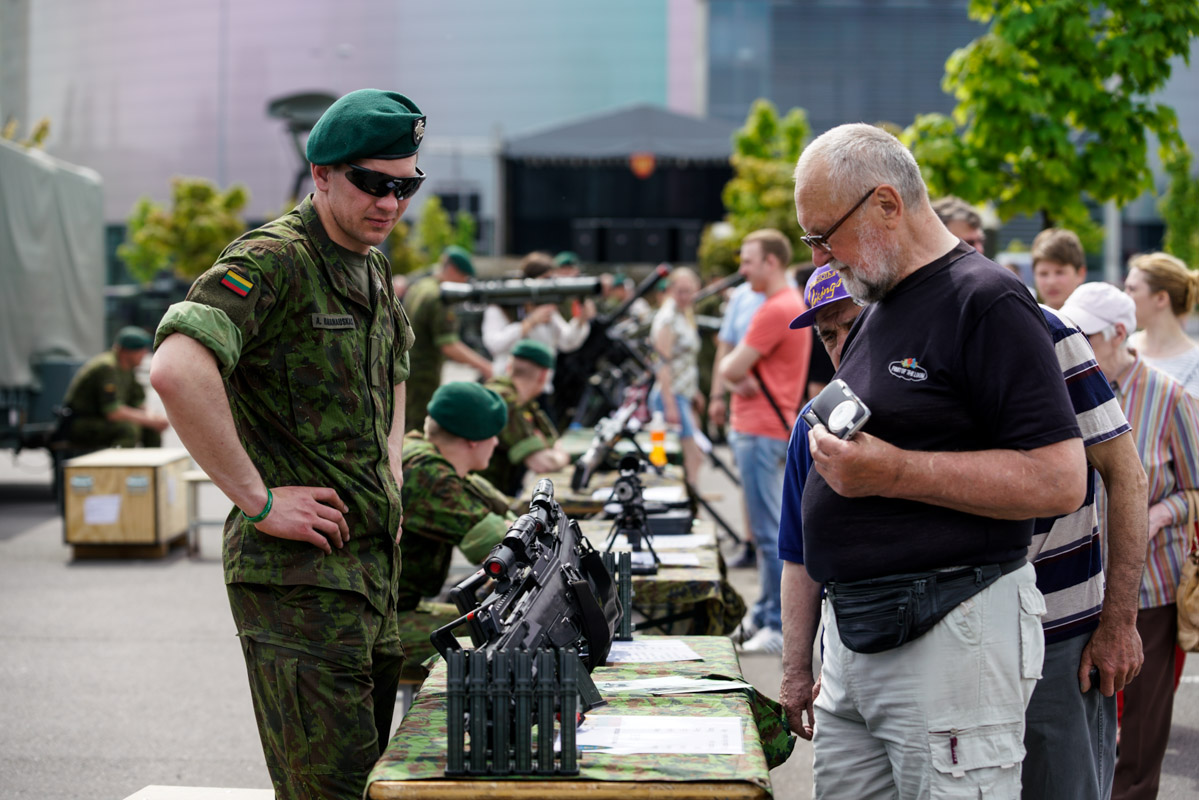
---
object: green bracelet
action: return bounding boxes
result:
[244,488,273,524]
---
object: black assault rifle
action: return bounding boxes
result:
[430,479,622,776]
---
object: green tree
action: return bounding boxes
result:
[118,177,249,284]
[904,0,1199,245]
[699,99,812,275]
[1160,148,1199,268]
[388,196,478,274]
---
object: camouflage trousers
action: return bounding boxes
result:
[68,418,161,450]
[227,582,405,800]
[396,600,460,682]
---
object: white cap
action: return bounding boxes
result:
[1059,282,1137,336]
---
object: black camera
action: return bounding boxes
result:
[803,378,871,439]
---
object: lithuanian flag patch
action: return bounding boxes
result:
[220,270,253,297]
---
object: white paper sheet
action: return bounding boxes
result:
[607,532,714,551]
[566,715,743,755]
[605,639,702,664]
[83,494,121,525]
[593,677,753,695]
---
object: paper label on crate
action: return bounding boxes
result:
[167,476,177,506]
[125,475,150,494]
[83,494,121,525]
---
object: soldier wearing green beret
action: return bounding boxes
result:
[59,326,170,451]
[397,381,513,679]
[402,245,493,431]
[150,88,424,800]
[480,339,571,496]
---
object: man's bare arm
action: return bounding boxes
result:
[440,340,493,379]
[150,333,349,553]
[1079,432,1147,695]
[718,341,761,386]
[809,425,1087,519]
[779,560,823,740]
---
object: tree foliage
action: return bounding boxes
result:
[903,0,1199,244]
[387,195,477,275]
[118,177,249,284]
[1160,148,1199,269]
[699,99,812,276]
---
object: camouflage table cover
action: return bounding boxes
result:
[577,519,745,637]
[366,636,792,798]
[557,426,684,466]
[518,465,689,517]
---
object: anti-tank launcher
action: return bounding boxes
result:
[430,479,622,776]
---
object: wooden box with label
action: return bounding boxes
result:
[64,448,191,556]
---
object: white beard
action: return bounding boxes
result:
[832,227,904,303]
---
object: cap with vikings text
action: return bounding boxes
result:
[1058,282,1137,337]
[428,382,508,441]
[305,89,425,165]
[441,245,476,277]
[511,339,555,370]
[116,326,153,350]
[790,265,854,329]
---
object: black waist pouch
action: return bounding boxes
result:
[827,558,1025,654]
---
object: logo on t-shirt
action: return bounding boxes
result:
[888,357,928,382]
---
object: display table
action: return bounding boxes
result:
[578,519,743,636]
[557,426,683,466]
[520,464,689,518]
[367,637,783,799]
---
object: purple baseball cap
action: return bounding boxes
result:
[790,264,854,329]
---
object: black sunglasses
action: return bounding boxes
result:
[344,164,427,201]
[800,187,878,254]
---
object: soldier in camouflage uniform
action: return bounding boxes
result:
[150,89,425,800]
[60,326,169,450]
[402,246,493,430]
[480,339,571,496]
[398,381,514,679]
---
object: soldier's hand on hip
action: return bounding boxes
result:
[253,486,351,554]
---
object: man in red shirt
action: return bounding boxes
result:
[718,228,811,653]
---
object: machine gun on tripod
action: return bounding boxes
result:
[430,480,622,776]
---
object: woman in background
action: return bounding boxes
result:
[1126,251,1199,396]
[649,267,703,483]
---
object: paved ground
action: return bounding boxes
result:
[2,411,1198,798]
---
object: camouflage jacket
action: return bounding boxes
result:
[398,432,512,611]
[62,350,144,420]
[478,375,558,496]
[401,274,459,430]
[154,196,414,614]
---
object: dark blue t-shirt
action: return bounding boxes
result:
[800,243,1081,584]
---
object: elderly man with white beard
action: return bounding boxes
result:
[789,123,1087,800]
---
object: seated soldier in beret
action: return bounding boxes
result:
[60,326,170,451]
[398,381,515,680]
[480,339,572,496]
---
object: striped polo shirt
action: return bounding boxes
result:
[1031,307,1131,644]
[1097,354,1199,609]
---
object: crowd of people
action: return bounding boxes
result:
[116,86,1197,800]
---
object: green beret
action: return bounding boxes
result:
[511,339,554,370]
[116,326,153,350]
[442,245,475,277]
[305,89,425,165]
[554,251,581,267]
[428,382,508,441]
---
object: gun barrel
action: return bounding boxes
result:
[693,271,745,305]
[440,277,601,306]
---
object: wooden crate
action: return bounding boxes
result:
[64,448,191,552]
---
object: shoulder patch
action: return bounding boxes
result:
[220,269,254,297]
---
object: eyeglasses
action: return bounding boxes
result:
[344,164,427,200]
[800,187,878,254]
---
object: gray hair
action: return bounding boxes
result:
[794,123,927,209]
